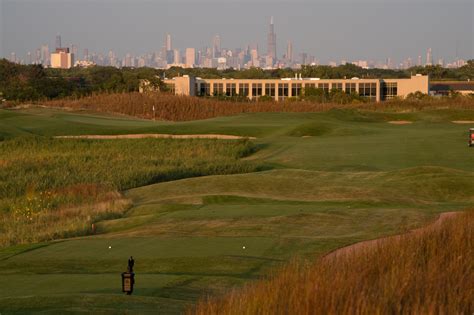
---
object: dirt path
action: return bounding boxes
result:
[55,134,256,140]
[323,212,458,260]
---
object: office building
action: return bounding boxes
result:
[160,75,429,102]
[426,48,433,66]
[267,16,277,64]
[185,48,196,68]
[212,35,221,58]
[50,48,74,69]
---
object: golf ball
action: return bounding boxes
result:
[108,246,112,249]
[242,246,246,249]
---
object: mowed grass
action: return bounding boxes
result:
[1,106,474,313]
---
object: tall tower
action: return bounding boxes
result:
[212,35,221,58]
[55,34,62,49]
[286,40,293,62]
[426,48,432,66]
[166,34,172,51]
[267,16,277,64]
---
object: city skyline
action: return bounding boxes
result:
[1,0,472,69]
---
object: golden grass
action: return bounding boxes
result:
[38,92,474,121]
[0,190,130,247]
[190,210,474,314]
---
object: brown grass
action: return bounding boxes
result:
[190,210,474,315]
[35,92,474,121]
[452,120,474,124]
[55,134,256,140]
[0,189,131,247]
[388,120,413,124]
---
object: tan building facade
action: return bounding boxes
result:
[162,75,429,102]
[50,48,74,69]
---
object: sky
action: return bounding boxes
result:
[1,0,473,64]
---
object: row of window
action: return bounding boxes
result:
[194,82,398,99]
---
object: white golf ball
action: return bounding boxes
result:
[108,246,112,249]
[242,246,246,249]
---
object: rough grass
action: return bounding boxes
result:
[191,210,474,315]
[0,137,261,247]
[35,92,474,121]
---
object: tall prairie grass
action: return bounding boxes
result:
[191,211,474,314]
[0,137,260,247]
[37,92,474,121]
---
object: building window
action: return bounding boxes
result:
[345,83,356,94]
[359,83,377,101]
[239,83,249,96]
[318,83,329,92]
[213,83,224,95]
[332,83,343,91]
[252,83,263,97]
[265,83,276,97]
[305,83,316,89]
[278,83,289,100]
[292,83,302,97]
[200,83,210,96]
[382,82,397,100]
[226,83,236,96]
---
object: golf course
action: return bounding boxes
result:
[1,106,474,313]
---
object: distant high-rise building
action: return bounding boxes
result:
[41,45,50,66]
[55,34,62,49]
[286,41,293,62]
[27,51,32,64]
[165,34,172,51]
[10,52,16,63]
[71,44,78,57]
[173,49,181,64]
[250,48,259,67]
[51,48,74,69]
[185,48,196,68]
[417,55,422,66]
[266,16,277,65]
[426,48,432,66]
[83,48,89,61]
[35,49,41,64]
[212,35,221,58]
[300,52,308,65]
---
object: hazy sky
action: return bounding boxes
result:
[1,0,473,63]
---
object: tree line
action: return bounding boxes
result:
[0,58,472,102]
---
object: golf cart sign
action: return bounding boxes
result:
[121,256,135,295]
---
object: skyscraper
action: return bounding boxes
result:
[41,44,50,66]
[426,48,432,66]
[55,34,62,49]
[185,48,196,68]
[286,41,293,62]
[166,34,172,51]
[267,16,277,64]
[212,35,221,58]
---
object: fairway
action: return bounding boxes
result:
[1,107,474,314]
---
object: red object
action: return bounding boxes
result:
[471,134,474,140]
